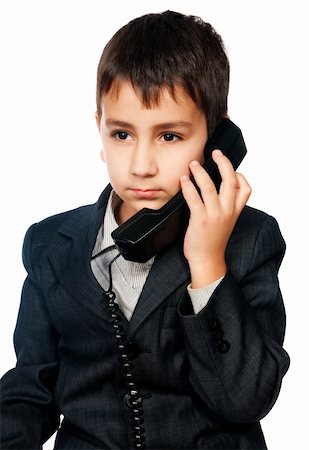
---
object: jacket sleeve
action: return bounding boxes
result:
[178,214,290,423]
[0,224,60,449]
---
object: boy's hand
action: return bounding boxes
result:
[180,150,251,288]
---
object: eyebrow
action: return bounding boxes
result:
[105,119,193,130]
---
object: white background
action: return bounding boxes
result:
[0,0,308,449]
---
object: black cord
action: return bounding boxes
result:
[93,248,147,449]
[107,252,122,292]
[90,244,119,261]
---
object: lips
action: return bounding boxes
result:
[131,189,162,199]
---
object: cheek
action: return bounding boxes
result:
[104,156,131,193]
[104,150,127,171]
[165,148,205,192]
[172,155,198,177]
[162,163,189,195]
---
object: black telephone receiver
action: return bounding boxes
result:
[111,118,247,262]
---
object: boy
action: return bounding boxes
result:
[0,10,289,450]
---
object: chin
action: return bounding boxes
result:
[137,198,169,210]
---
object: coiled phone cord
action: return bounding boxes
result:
[91,246,147,449]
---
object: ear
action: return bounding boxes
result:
[100,149,105,162]
[95,112,105,162]
[95,111,101,131]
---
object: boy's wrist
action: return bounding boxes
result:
[188,257,227,289]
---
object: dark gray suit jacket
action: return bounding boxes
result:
[1,184,290,449]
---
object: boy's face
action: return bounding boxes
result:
[96,81,207,225]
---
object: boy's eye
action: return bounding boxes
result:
[113,131,129,140]
[162,133,180,142]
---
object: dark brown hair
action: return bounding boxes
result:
[96,10,229,137]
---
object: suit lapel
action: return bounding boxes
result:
[49,184,114,322]
[127,241,190,340]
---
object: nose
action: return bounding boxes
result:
[129,142,158,177]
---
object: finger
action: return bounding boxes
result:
[188,160,220,212]
[180,174,205,215]
[211,150,238,210]
[234,173,252,213]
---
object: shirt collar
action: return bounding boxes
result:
[92,189,122,256]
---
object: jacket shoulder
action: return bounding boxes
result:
[37,204,93,231]
[27,184,112,245]
[27,203,94,240]
[227,205,286,278]
[238,204,275,224]
[22,203,95,272]
[22,185,112,275]
[234,205,284,242]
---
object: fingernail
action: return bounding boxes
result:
[190,160,200,166]
[213,149,222,156]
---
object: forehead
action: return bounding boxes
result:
[101,81,205,121]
